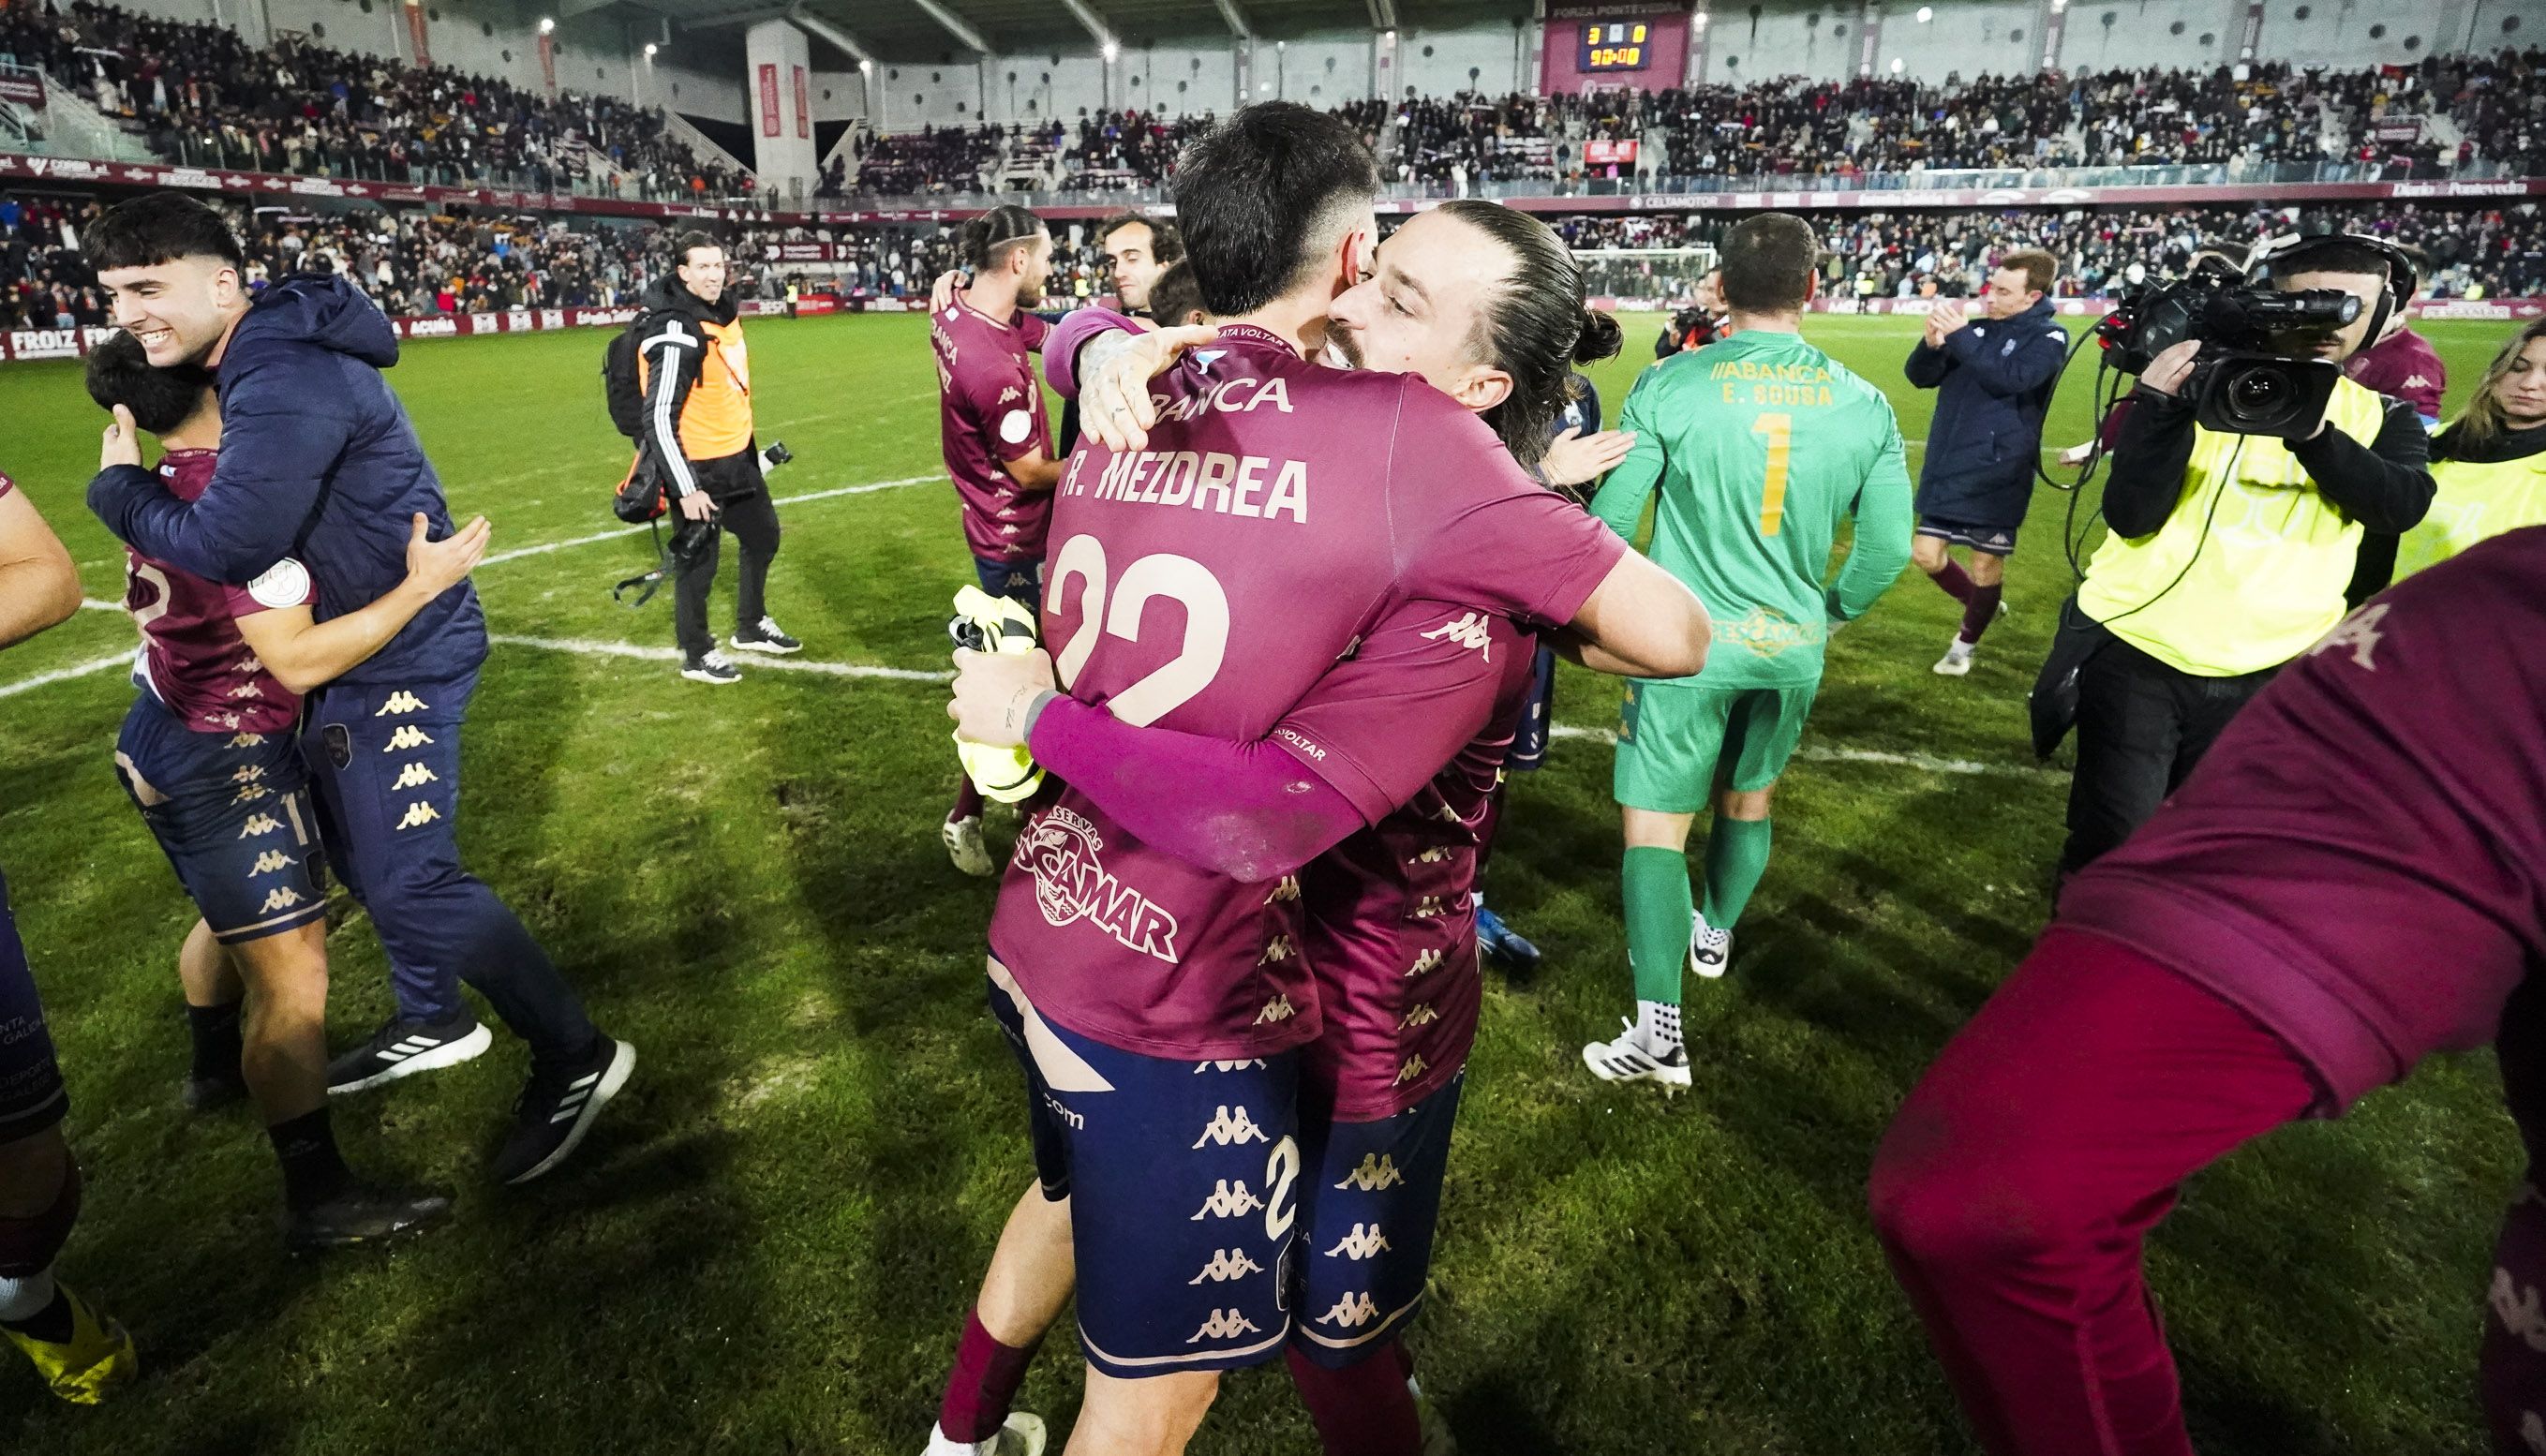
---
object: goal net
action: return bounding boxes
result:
[1573,246,1719,312]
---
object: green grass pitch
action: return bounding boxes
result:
[0,313,2520,1454]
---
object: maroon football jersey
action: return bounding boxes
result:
[2343,325,2446,421]
[1294,608,1537,1119]
[932,299,1052,563]
[987,324,1625,1060]
[124,449,311,735]
[2061,525,2546,1110]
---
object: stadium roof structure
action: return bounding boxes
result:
[668,0,1533,64]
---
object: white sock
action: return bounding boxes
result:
[1947,636,1975,657]
[1634,1000,1683,1056]
[0,1268,56,1323]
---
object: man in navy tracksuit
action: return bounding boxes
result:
[1903,248,2070,678]
[83,193,633,1186]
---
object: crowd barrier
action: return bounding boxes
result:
[3,292,2534,364]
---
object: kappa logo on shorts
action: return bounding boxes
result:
[1333,1153,1404,1192]
[1192,1105,1271,1148]
[1392,1056,1430,1087]
[1258,936,1294,965]
[384,725,437,752]
[1252,994,1297,1025]
[258,887,305,914]
[1404,949,1443,979]
[1409,846,1452,866]
[375,691,430,717]
[395,801,443,831]
[1186,1309,1261,1344]
[1186,1248,1265,1285]
[391,762,441,791]
[1398,1003,1438,1031]
[248,850,293,876]
[238,812,284,839]
[231,783,271,805]
[1419,612,1494,660]
[1015,806,1182,964]
[1409,897,1445,919]
[1189,1180,1266,1220]
[1323,1224,1392,1260]
[231,764,264,784]
[1264,874,1300,905]
[1315,1292,1381,1329]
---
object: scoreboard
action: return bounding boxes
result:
[1579,21,1651,72]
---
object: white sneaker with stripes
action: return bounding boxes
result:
[1581,1019,1690,1092]
[1689,924,1733,979]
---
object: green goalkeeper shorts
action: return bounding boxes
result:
[1614,678,1821,811]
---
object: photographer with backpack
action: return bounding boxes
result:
[611,232,799,684]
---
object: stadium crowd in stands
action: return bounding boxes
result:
[826,51,2542,200]
[1556,201,2546,300]
[6,184,2543,331]
[0,0,735,199]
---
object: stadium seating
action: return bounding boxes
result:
[0,0,734,200]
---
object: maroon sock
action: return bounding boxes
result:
[1958,584,2003,646]
[938,1311,1040,1444]
[950,777,984,823]
[1286,1344,1422,1456]
[1928,558,1974,603]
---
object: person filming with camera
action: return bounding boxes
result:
[2054,233,2434,882]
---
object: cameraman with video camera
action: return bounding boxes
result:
[2054,234,2434,881]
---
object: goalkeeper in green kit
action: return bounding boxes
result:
[1581,214,1914,1091]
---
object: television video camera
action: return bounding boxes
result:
[2093,256,2360,437]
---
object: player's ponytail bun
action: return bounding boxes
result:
[1572,308,1623,366]
[956,217,995,271]
[1434,199,1597,468]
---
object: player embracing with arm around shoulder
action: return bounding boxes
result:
[83,193,633,1189]
[87,334,464,1253]
[1580,213,1915,1091]
[1902,248,2067,676]
[632,231,799,685]
[931,204,1063,877]
[0,467,136,1405]
[2392,318,2546,578]
[918,106,1705,1456]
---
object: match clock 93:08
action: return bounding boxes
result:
[1580,21,1650,71]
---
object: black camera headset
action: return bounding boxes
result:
[2243,231,2421,347]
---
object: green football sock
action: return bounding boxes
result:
[1701,816,1773,929]
[1623,845,1695,1007]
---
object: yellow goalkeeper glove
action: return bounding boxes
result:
[948,585,1047,804]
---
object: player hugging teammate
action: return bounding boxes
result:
[925,105,1712,1456]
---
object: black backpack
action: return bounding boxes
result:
[603,318,648,439]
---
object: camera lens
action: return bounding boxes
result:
[2227,366,2285,415]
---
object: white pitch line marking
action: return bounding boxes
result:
[477,472,939,566]
[1546,722,2053,780]
[0,650,132,700]
[488,635,950,683]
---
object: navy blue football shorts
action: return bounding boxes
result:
[988,960,1302,1379]
[1915,516,2019,557]
[113,692,328,945]
[974,557,1045,614]
[1287,1072,1465,1369]
[0,868,67,1143]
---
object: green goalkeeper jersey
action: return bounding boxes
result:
[1591,327,1915,690]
